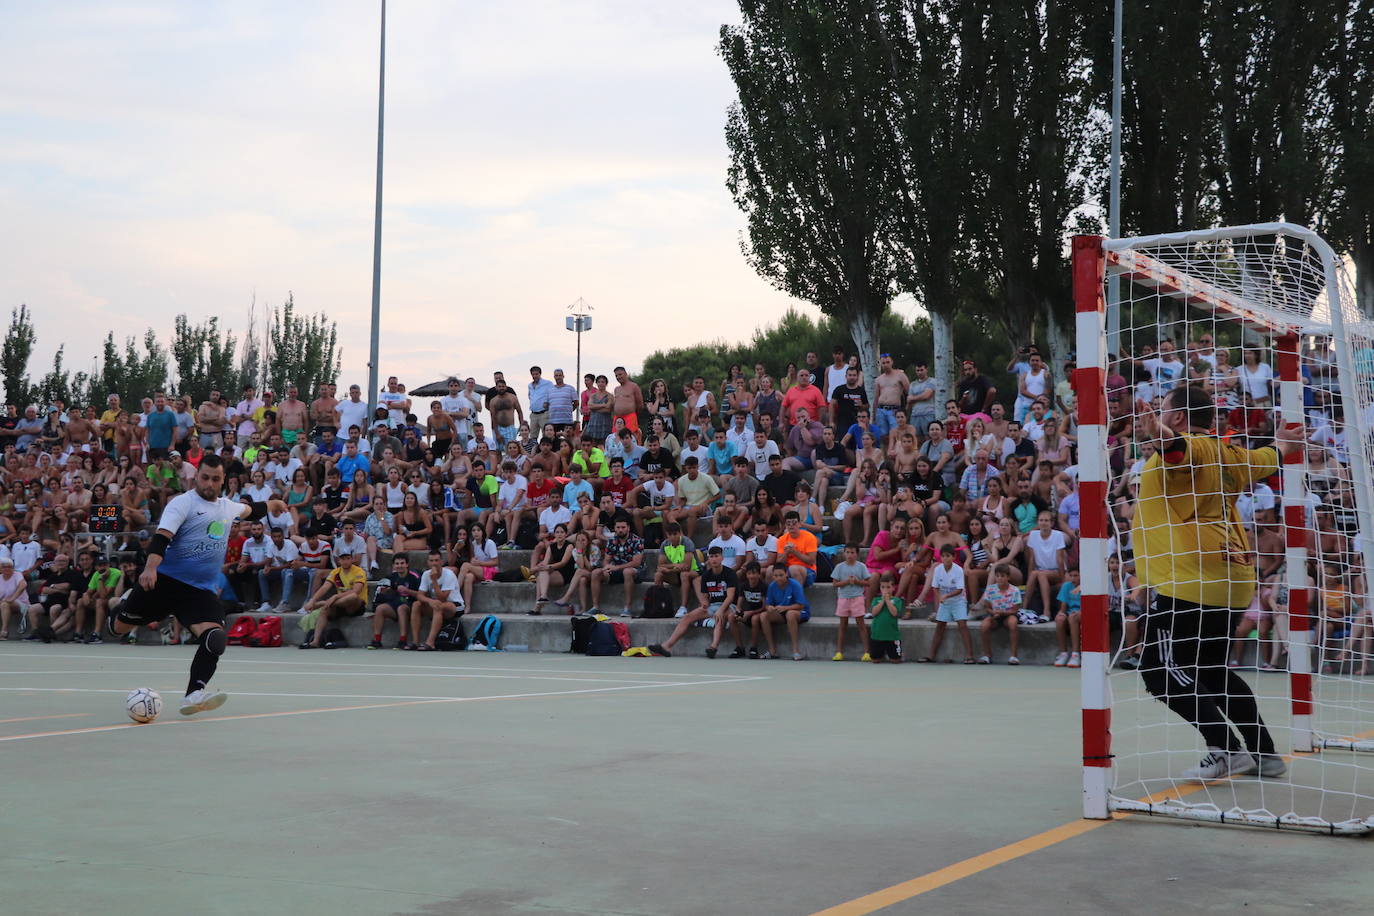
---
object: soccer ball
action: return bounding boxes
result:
[126,687,163,723]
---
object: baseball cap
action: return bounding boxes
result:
[168,450,181,458]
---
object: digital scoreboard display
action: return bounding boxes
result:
[88,504,121,533]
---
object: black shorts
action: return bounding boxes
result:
[117,574,223,629]
[607,569,640,586]
[147,447,170,461]
[870,639,902,661]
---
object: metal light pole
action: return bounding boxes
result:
[565,298,594,390]
[366,0,387,422]
[1106,0,1123,357]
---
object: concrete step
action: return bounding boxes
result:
[222,611,1073,665]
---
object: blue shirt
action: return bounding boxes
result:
[547,383,577,424]
[157,491,246,591]
[1056,580,1082,614]
[766,578,809,613]
[561,478,595,508]
[336,453,370,482]
[527,378,554,413]
[706,441,737,475]
[145,407,177,450]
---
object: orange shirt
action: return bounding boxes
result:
[776,529,819,571]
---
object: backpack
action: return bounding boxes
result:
[587,621,623,656]
[515,517,540,550]
[814,550,835,584]
[245,615,282,647]
[640,584,674,618]
[435,617,467,651]
[322,626,348,649]
[225,615,259,646]
[570,614,598,653]
[468,614,502,651]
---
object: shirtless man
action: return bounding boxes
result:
[62,407,98,453]
[612,366,645,440]
[487,377,523,446]
[196,390,227,450]
[873,353,910,443]
[276,385,310,447]
[310,382,339,442]
[62,479,94,532]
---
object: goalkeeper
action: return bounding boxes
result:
[1134,384,1302,782]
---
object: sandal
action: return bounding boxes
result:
[916,656,935,664]
[962,657,976,665]
[901,612,914,620]
[416,643,435,652]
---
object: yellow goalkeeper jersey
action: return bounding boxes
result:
[1132,433,1279,608]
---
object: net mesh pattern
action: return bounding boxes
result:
[1095,227,1374,832]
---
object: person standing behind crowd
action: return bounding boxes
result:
[527,366,553,433]
[612,366,645,440]
[547,369,578,432]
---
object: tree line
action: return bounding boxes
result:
[1,295,341,412]
[653,0,1374,403]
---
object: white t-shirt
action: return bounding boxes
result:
[1143,356,1185,396]
[707,534,747,568]
[268,457,303,487]
[241,536,274,565]
[332,534,367,558]
[419,567,460,598]
[379,390,408,426]
[825,365,850,400]
[267,539,299,566]
[441,393,478,436]
[244,483,275,503]
[1027,529,1068,571]
[1239,362,1274,401]
[930,562,966,598]
[471,539,499,564]
[641,479,675,508]
[496,475,528,509]
[10,539,42,574]
[679,444,710,468]
[743,439,780,479]
[745,535,778,565]
[539,505,573,532]
[336,399,370,436]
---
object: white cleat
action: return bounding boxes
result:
[180,689,228,716]
[1182,748,1256,781]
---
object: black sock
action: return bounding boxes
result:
[187,644,219,696]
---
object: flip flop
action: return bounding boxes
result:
[916,656,935,664]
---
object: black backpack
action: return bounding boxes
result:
[435,617,467,651]
[587,621,622,656]
[640,584,674,618]
[570,614,598,653]
[814,550,835,584]
[322,626,348,649]
[515,517,540,550]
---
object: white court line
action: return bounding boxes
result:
[0,687,569,701]
[0,669,666,686]
[0,675,771,743]
[0,651,742,679]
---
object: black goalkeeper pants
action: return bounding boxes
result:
[1139,594,1277,757]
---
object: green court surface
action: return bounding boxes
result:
[3,646,1372,916]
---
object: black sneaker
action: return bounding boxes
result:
[70,633,87,644]
[648,643,671,657]
[366,638,383,650]
[87,633,104,645]
[704,646,717,659]
[748,647,760,659]
[729,646,747,658]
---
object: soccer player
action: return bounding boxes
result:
[1134,385,1302,781]
[109,455,288,716]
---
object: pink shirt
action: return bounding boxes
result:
[866,530,900,573]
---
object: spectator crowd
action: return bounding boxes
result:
[0,337,1367,667]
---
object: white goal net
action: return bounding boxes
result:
[1074,223,1374,834]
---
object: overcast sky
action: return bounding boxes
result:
[0,0,819,395]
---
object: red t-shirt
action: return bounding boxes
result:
[782,384,828,425]
[603,474,635,507]
[526,477,554,510]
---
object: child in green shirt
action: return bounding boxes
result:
[868,572,903,663]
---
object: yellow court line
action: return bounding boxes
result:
[810,729,1374,916]
[0,712,91,725]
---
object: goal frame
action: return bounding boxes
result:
[1073,222,1374,831]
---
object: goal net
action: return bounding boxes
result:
[1073,224,1374,834]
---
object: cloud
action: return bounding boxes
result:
[0,0,809,396]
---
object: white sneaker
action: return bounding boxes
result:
[275,603,292,612]
[1053,652,1069,667]
[255,602,272,612]
[1182,748,1256,781]
[675,606,688,618]
[179,689,228,717]
[1067,652,1081,668]
[620,608,632,618]
[1256,755,1288,778]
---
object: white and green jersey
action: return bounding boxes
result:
[156,491,250,591]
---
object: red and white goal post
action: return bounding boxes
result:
[1073,223,1374,834]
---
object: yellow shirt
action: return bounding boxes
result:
[327,565,367,595]
[1132,433,1278,608]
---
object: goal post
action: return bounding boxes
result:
[1074,223,1374,834]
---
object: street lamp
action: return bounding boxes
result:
[565,297,594,389]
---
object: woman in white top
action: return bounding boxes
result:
[1014,353,1051,422]
[382,466,407,511]
[962,417,999,470]
[1238,350,1274,406]
[244,469,275,503]
[456,521,500,609]
[1210,347,1240,408]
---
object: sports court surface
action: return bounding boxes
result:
[4,646,1372,916]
